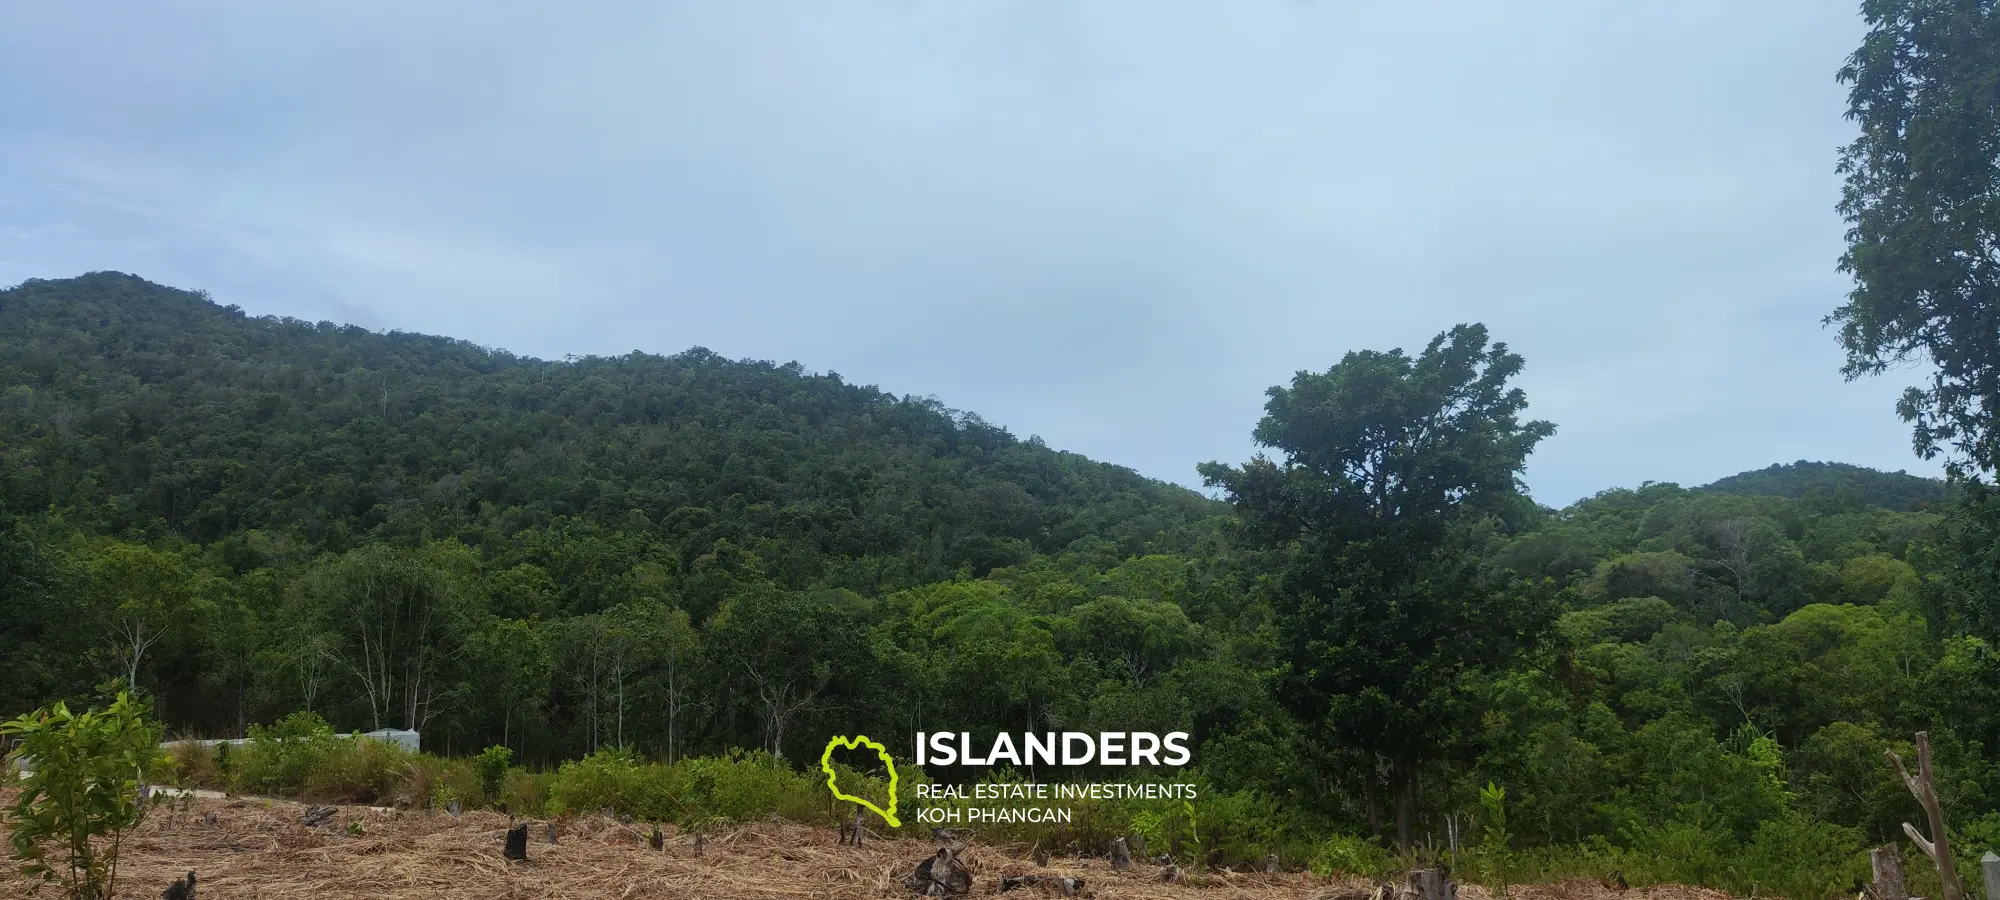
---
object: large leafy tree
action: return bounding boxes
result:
[1830,0,2000,471]
[1199,323,1556,849]
[1832,0,2000,641]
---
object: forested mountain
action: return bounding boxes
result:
[0,272,1990,886]
[0,272,1217,595]
[1699,460,1947,511]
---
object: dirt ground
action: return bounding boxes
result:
[0,792,1740,900]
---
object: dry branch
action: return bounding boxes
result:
[1887,732,1965,900]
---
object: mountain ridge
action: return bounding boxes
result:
[0,272,1217,593]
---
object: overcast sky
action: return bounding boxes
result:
[0,1,1940,505]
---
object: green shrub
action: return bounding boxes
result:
[543,748,827,827]
[303,732,414,803]
[234,711,338,796]
[1309,832,1397,878]
[1736,813,1865,900]
[1,693,170,900]
[476,745,513,806]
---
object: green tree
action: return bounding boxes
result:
[80,540,213,694]
[1199,323,1556,849]
[1831,0,2000,470]
[295,541,480,733]
[2,693,169,900]
[706,585,873,760]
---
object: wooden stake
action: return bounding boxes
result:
[1887,732,1965,900]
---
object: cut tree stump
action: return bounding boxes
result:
[544,823,558,844]
[841,805,867,847]
[693,833,706,856]
[1871,844,1908,900]
[300,806,336,828]
[1888,732,1966,900]
[161,869,196,900]
[1395,868,1456,900]
[503,824,529,861]
[650,825,664,851]
[202,812,217,827]
[446,799,462,817]
[1109,837,1132,871]
[904,846,973,896]
[1262,853,1281,874]
[1981,853,2000,900]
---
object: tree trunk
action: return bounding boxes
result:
[1870,844,1907,900]
[1887,732,1966,900]
[1365,774,1382,837]
[1110,837,1132,871]
[1394,756,1416,852]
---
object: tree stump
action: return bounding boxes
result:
[447,799,462,818]
[1871,845,1908,900]
[161,870,196,900]
[203,812,217,827]
[301,805,336,828]
[1109,837,1132,871]
[650,825,664,851]
[1396,868,1455,900]
[904,847,973,896]
[693,833,706,856]
[503,824,529,861]
[841,805,867,847]
[1981,853,2000,900]
[1160,864,1183,883]
[544,822,558,844]
[1262,853,1281,874]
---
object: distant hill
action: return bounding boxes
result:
[0,272,1218,593]
[1698,460,1948,511]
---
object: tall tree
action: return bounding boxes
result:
[1199,323,1557,849]
[707,585,872,760]
[80,541,213,696]
[296,542,478,734]
[1830,0,2000,471]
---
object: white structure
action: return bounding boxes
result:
[160,728,420,753]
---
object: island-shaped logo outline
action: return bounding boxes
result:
[819,734,901,828]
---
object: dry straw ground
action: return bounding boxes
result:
[0,791,1738,900]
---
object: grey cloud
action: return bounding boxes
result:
[0,1,1940,504]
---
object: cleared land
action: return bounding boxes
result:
[0,792,1738,900]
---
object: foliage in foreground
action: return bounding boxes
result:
[2,693,170,900]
